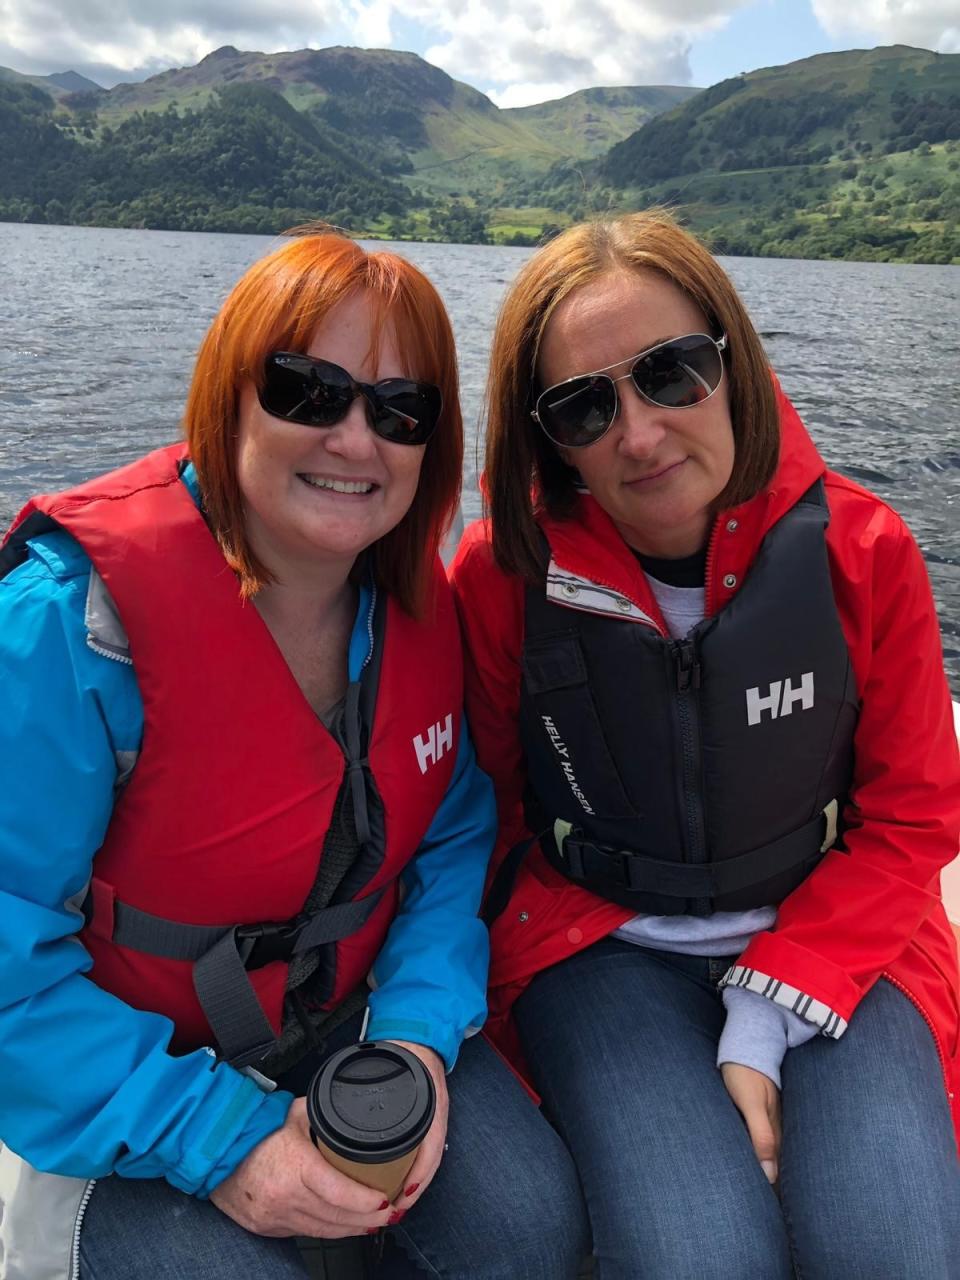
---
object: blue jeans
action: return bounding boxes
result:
[513,938,960,1280]
[79,1013,588,1279]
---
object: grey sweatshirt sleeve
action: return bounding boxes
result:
[717,986,820,1089]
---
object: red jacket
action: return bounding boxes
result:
[450,389,960,1144]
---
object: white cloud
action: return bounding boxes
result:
[0,0,755,95]
[380,0,752,102]
[811,2,960,53]
[0,0,346,82]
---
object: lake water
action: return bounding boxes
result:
[1,222,958,692]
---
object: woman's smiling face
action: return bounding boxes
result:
[537,269,735,559]
[235,289,427,582]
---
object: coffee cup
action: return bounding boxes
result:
[306,1041,436,1200]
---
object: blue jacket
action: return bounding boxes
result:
[0,468,494,1197]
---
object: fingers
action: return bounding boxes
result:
[299,1153,394,1220]
[394,1118,446,1210]
[720,1062,782,1184]
[743,1101,779,1183]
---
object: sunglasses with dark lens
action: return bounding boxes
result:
[259,352,442,446]
[532,332,728,449]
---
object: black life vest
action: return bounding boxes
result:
[519,482,860,915]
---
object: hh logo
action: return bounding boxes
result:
[746,673,815,726]
[413,713,454,774]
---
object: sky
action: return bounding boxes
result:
[1,0,957,108]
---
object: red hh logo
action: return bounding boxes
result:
[413,713,454,774]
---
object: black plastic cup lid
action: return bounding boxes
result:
[306,1041,436,1164]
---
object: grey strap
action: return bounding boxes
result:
[344,680,372,847]
[292,894,383,951]
[110,903,228,960]
[193,929,278,1068]
[99,889,385,1066]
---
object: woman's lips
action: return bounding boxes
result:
[625,459,686,485]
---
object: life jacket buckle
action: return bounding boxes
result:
[236,917,306,970]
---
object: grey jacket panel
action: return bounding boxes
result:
[84,569,130,662]
[0,1143,89,1280]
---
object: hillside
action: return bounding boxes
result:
[0,64,101,101]
[594,45,960,263]
[2,43,958,261]
[91,45,565,195]
[0,77,410,233]
[507,85,700,158]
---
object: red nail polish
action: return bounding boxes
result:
[387,1211,401,1225]
[404,1182,420,1197]
[366,1227,379,1235]
[378,1200,390,1211]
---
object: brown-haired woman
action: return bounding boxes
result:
[451,211,960,1278]
[0,229,587,1279]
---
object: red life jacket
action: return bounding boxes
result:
[4,444,461,1059]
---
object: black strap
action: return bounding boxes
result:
[550,808,833,902]
[0,510,61,578]
[481,833,540,926]
[101,891,384,1066]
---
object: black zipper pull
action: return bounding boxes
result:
[675,639,701,692]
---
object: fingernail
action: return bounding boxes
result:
[761,1160,777,1183]
[378,1200,390,1211]
[404,1182,420,1197]
[387,1211,402,1225]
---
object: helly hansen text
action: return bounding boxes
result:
[414,714,454,774]
[746,673,815,726]
[541,715,595,814]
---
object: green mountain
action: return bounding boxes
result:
[92,45,566,195]
[0,64,101,101]
[2,43,958,261]
[507,85,700,158]
[594,45,960,262]
[0,77,410,234]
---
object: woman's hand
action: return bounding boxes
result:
[385,1039,450,1214]
[210,1097,393,1238]
[720,1062,781,1184]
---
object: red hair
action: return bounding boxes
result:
[184,227,463,617]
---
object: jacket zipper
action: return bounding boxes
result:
[882,972,954,1107]
[673,638,708,911]
[86,638,133,665]
[361,583,377,673]
[70,1178,97,1279]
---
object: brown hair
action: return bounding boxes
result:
[485,210,780,580]
[184,226,462,616]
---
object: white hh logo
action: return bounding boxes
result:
[413,713,454,774]
[746,672,815,726]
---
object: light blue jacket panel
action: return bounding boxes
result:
[0,487,494,1197]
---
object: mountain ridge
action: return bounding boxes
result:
[1,43,957,262]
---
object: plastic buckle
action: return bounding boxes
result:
[618,850,637,890]
[563,837,586,881]
[236,918,303,970]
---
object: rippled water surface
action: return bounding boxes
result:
[1,223,958,690]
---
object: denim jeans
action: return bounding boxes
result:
[79,1012,589,1279]
[514,937,960,1280]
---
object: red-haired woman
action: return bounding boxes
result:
[451,211,960,1278]
[0,230,587,1279]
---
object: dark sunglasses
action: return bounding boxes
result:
[259,352,442,446]
[532,332,728,449]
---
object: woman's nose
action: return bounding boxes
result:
[323,395,379,457]
[615,381,668,457]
